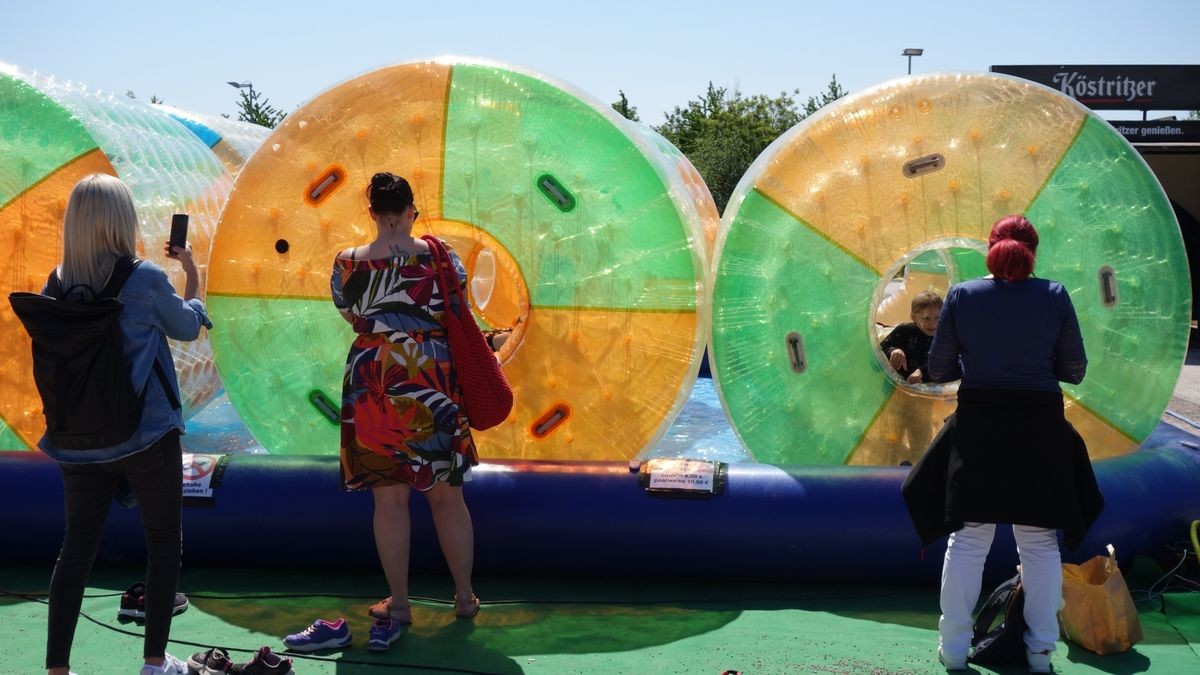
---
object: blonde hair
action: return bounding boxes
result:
[910,290,944,316]
[59,174,138,297]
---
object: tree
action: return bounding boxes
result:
[1189,110,1200,120]
[612,90,640,122]
[802,74,847,116]
[654,76,846,213]
[235,87,286,128]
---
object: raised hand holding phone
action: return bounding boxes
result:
[163,214,199,299]
[167,214,188,256]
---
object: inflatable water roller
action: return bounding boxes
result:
[207,57,711,460]
[711,72,1191,467]
[0,63,233,450]
[152,103,272,174]
[0,66,1197,585]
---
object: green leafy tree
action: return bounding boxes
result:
[655,75,846,213]
[235,87,286,128]
[612,90,640,121]
[802,74,847,116]
[1189,110,1200,120]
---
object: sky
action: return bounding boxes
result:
[3,0,1199,125]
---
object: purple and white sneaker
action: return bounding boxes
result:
[367,617,403,652]
[283,617,352,652]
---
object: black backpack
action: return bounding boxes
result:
[8,258,174,450]
[970,571,1028,666]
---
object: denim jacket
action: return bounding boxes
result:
[38,260,213,463]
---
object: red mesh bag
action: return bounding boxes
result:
[423,235,514,430]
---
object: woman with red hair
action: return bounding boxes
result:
[922,215,1101,672]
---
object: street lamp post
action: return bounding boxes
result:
[227,80,254,96]
[902,48,924,75]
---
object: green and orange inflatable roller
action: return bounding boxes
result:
[208,58,711,460]
[711,72,1189,466]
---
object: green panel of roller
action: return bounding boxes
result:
[0,74,96,206]
[1026,116,1190,441]
[206,295,352,454]
[441,64,697,312]
[711,190,886,465]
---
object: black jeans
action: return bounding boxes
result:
[46,431,182,669]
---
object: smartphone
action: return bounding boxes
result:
[169,213,189,252]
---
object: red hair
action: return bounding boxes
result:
[987,215,1039,281]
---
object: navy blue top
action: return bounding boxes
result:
[926,277,1087,391]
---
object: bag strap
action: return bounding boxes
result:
[421,235,463,317]
[46,257,140,301]
[99,257,140,299]
[154,359,181,410]
[46,269,64,299]
[972,574,1021,642]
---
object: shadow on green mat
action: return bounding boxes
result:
[2,562,1196,674]
[182,570,744,670]
[1059,642,1153,674]
[2,564,944,672]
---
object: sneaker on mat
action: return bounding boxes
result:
[368,617,403,651]
[283,617,352,652]
[118,582,190,619]
[937,647,967,671]
[139,652,188,675]
[186,647,235,674]
[236,646,295,675]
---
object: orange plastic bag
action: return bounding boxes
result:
[1059,545,1143,655]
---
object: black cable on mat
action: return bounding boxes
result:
[5,587,919,605]
[0,589,505,674]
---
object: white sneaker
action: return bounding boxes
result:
[1026,648,1052,673]
[937,647,968,671]
[138,652,187,675]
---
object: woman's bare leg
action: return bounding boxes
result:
[372,484,413,612]
[424,483,475,609]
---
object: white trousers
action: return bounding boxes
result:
[938,522,1062,660]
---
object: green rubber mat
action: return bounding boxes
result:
[1164,592,1200,660]
[1,564,1196,673]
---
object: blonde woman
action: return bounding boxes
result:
[40,174,211,675]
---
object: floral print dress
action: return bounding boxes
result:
[330,246,477,492]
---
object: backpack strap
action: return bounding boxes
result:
[46,269,64,300]
[153,359,182,410]
[113,257,182,411]
[46,257,141,301]
[98,257,141,299]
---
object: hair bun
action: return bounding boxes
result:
[987,215,1039,281]
[371,172,397,190]
[367,172,414,215]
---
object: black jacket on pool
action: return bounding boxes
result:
[901,388,1105,551]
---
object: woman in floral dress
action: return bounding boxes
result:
[330,172,480,649]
